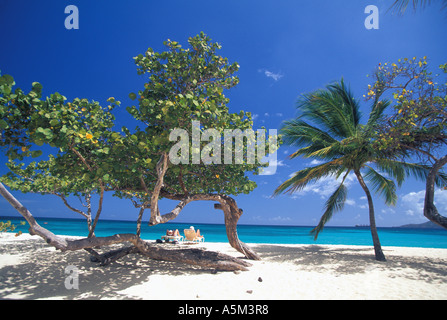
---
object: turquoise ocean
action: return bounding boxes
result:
[2,216,447,249]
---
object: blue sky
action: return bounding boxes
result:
[1,0,446,227]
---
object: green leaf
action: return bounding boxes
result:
[2,85,11,95]
[32,82,43,92]
[2,74,14,86]
[31,150,43,158]
[129,92,137,100]
[35,139,44,147]
[50,119,59,126]
[0,119,8,129]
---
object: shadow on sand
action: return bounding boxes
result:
[0,237,218,300]
[252,244,447,283]
[1,238,446,299]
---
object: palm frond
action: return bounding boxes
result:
[327,79,362,129]
[363,166,397,206]
[366,99,391,130]
[310,173,349,239]
[280,118,338,149]
[273,158,344,196]
[297,80,361,139]
[375,159,447,188]
[389,0,436,14]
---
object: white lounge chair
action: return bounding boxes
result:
[184,228,205,243]
[161,229,183,243]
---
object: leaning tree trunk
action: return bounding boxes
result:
[157,190,261,260]
[424,154,447,229]
[214,196,260,260]
[355,170,386,262]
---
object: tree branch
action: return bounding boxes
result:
[149,152,168,225]
[53,192,88,219]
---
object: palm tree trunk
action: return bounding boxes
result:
[354,170,386,261]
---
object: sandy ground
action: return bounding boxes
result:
[0,233,446,300]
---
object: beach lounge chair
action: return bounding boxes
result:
[196,229,205,242]
[161,229,183,243]
[184,227,205,243]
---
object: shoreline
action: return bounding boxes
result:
[1,233,447,300]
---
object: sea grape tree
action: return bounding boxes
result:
[0,85,121,236]
[122,33,279,259]
[0,33,276,269]
[367,57,447,228]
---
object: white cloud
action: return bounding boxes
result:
[401,188,447,218]
[289,172,357,199]
[401,190,425,216]
[258,68,284,81]
[276,160,287,167]
[275,113,283,117]
[259,159,287,175]
[357,196,368,210]
[381,208,396,214]
[269,216,292,223]
[306,159,325,166]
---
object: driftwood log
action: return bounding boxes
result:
[0,182,257,271]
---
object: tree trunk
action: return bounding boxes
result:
[424,154,447,229]
[354,170,386,262]
[89,242,251,271]
[149,153,168,225]
[0,182,252,271]
[214,198,261,260]
[0,182,70,250]
[88,186,104,238]
[134,240,252,271]
[160,191,261,260]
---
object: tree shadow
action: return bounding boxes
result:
[252,244,447,283]
[0,237,221,300]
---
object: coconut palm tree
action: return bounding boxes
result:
[274,80,445,261]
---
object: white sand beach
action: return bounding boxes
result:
[0,233,446,300]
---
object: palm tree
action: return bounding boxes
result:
[274,80,442,261]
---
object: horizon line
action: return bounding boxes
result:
[0,215,432,229]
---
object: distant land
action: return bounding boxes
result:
[398,221,444,229]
